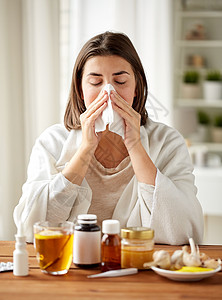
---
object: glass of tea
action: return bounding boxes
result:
[33,221,74,275]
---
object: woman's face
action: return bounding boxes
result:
[81,55,136,108]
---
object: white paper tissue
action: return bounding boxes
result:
[95,84,125,139]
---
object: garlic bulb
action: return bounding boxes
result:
[182,238,201,267]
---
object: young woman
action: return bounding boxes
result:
[14,32,203,244]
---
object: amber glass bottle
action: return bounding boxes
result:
[101,220,121,272]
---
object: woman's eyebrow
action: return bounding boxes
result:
[87,72,102,77]
[113,71,130,76]
[87,71,130,77]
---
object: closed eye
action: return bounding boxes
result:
[89,82,102,86]
[115,81,126,85]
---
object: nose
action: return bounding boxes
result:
[102,83,115,95]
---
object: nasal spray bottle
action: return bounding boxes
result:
[13,222,29,276]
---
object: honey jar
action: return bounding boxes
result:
[121,227,154,269]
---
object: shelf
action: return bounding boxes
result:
[179,11,222,18]
[176,40,222,47]
[174,65,222,80]
[177,99,222,108]
[175,69,222,76]
[173,0,222,151]
[190,142,222,152]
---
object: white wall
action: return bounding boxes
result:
[0,0,60,240]
[203,216,222,244]
[22,0,60,163]
[194,167,222,244]
[0,0,25,240]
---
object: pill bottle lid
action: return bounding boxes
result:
[102,220,120,234]
[121,227,154,239]
[77,214,97,224]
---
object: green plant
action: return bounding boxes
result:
[197,110,210,125]
[214,115,222,127]
[183,70,200,84]
[206,70,222,81]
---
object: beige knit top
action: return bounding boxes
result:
[86,155,134,227]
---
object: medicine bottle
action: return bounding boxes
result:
[121,227,154,269]
[13,224,29,276]
[73,214,101,268]
[101,220,121,272]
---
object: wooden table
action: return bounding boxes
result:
[0,241,221,299]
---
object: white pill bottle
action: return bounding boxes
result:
[73,214,101,268]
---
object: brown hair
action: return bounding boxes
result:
[64,31,148,130]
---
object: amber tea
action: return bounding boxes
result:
[34,222,74,275]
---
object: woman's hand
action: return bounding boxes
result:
[111,90,157,185]
[80,90,108,152]
[62,91,108,185]
[110,91,141,152]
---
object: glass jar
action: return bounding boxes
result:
[121,227,154,269]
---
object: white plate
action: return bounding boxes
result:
[151,265,221,282]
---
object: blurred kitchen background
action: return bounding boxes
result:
[1,0,222,243]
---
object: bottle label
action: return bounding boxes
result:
[73,231,101,264]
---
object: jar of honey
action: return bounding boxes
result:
[121,227,154,269]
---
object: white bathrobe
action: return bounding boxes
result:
[13,118,204,244]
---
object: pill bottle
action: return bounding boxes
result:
[73,214,101,268]
[101,220,121,272]
[121,227,154,269]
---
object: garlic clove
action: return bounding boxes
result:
[203,258,221,269]
[144,250,171,270]
[153,250,171,269]
[171,250,184,270]
[171,250,183,264]
[200,252,210,262]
